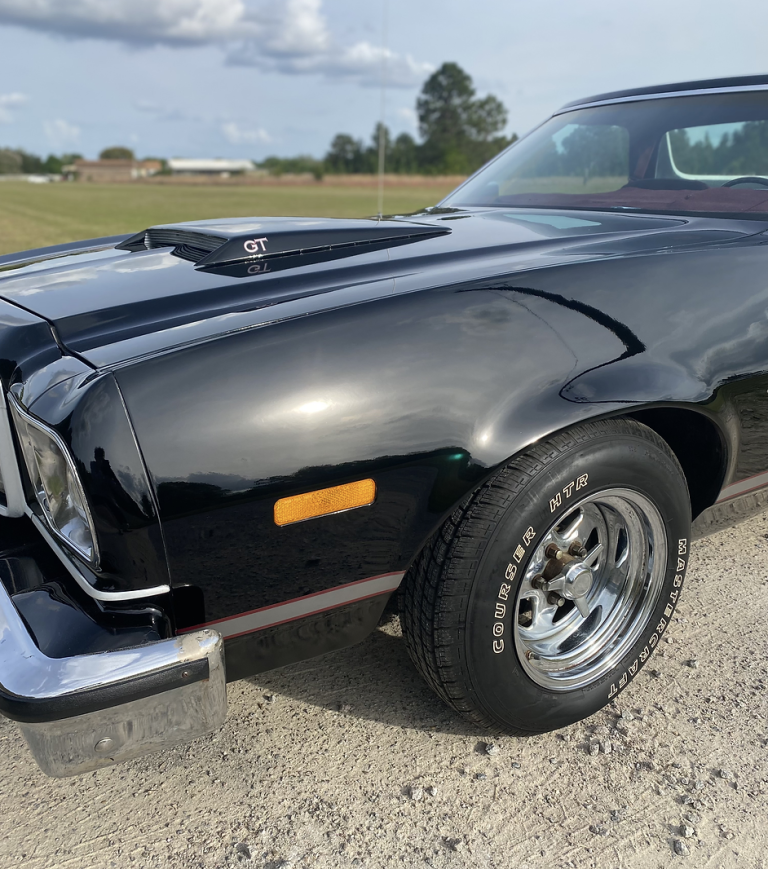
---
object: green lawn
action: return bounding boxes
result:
[0,180,458,255]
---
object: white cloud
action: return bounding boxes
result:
[221,121,271,145]
[0,0,432,88]
[43,119,81,149]
[0,0,256,46]
[0,91,28,123]
[227,1,432,87]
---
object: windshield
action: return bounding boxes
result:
[444,91,768,217]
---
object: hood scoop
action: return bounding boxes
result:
[116,217,450,271]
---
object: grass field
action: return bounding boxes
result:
[0,180,459,255]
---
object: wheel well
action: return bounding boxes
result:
[626,408,726,519]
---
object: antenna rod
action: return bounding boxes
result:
[377,0,388,217]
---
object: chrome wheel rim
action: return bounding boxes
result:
[513,487,667,691]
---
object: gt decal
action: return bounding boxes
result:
[244,237,268,254]
[606,537,689,699]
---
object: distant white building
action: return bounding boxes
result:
[167,158,256,176]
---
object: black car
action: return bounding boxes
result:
[2,74,768,776]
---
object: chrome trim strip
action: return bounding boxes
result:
[0,390,26,518]
[183,571,405,640]
[9,392,100,566]
[555,84,768,115]
[716,469,768,503]
[29,511,170,601]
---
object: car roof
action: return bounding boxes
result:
[560,74,768,111]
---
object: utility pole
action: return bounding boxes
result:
[377,0,388,217]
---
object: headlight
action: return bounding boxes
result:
[9,396,98,564]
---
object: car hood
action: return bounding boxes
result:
[0,208,760,367]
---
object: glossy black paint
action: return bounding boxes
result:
[0,514,168,659]
[224,593,391,682]
[0,210,698,358]
[13,371,169,593]
[104,212,767,626]
[560,73,768,110]
[0,300,61,393]
[5,205,768,677]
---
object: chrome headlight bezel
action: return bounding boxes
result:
[0,391,26,518]
[8,393,99,566]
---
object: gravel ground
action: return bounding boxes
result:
[1,515,766,869]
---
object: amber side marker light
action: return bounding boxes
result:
[274,479,376,526]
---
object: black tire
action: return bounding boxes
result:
[399,418,691,734]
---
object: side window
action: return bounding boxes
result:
[657,121,768,185]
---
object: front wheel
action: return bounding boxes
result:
[399,418,691,734]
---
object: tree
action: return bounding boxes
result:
[99,146,135,160]
[18,150,44,173]
[390,132,419,174]
[324,134,365,173]
[315,62,514,176]
[366,122,391,174]
[416,62,510,174]
[0,149,23,174]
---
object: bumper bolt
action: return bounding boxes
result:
[94,737,115,754]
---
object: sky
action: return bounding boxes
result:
[1,0,768,161]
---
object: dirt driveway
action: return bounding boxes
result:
[0,515,766,869]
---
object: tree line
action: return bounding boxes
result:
[0,146,145,175]
[0,148,82,175]
[262,62,516,177]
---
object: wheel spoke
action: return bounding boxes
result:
[550,509,585,550]
[601,505,625,571]
[582,541,603,569]
[518,589,560,639]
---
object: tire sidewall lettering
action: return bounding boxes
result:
[465,434,691,730]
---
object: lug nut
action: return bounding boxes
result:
[547,593,566,607]
[568,541,587,557]
[545,543,562,559]
[531,574,545,589]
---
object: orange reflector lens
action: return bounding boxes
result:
[274,479,376,526]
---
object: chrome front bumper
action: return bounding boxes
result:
[0,579,226,777]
